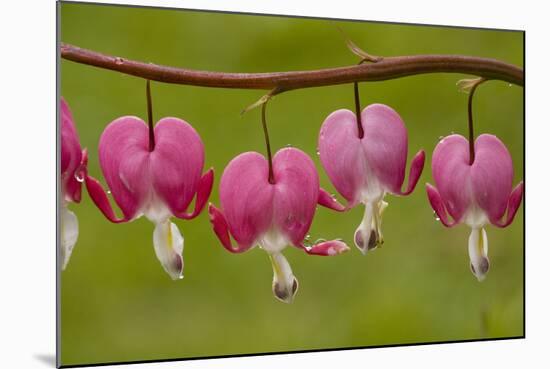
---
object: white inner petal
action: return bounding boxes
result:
[354,197,387,254]
[463,205,489,229]
[61,205,79,270]
[259,227,289,254]
[143,191,172,224]
[153,220,184,280]
[270,252,298,303]
[468,227,490,281]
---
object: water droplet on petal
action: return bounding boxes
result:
[115,57,124,65]
[107,190,111,195]
[74,165,85,183]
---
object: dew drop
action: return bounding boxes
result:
[508,83,512,87]
[285,143,292,148]
[74,166,85,183]
[115,57,124,65]
[316,149,320,156]
[107,190,111,195]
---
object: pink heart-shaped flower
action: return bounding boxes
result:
[209,147,349,303]
[426,133,523,281]
[85,116,214,280]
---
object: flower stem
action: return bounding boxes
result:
[353,60,368,139]
[146,79,155,152]
[353,82,364,139]
[467,78,485,165]
[261,102,275,184]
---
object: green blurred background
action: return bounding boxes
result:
[59,2,524,366]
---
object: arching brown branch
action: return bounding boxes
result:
[60,43,524,93]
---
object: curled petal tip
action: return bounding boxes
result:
[493,181,523,228]
[208,204,232,251]
[426,183,457,228]
[317,188,347,212]
[81,148,88,166]
[208,204,252,254]
[84,175,128,223]
[302,239,350,256]
[175,168,214,220]
[398,149,425,196]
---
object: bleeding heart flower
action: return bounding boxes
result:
[318,103,425,254]
[426,134,523,281]
[85,116,214,280]
[208,147,350,303]
[60,97,87,270]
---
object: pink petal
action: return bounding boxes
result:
[470,134,514,223]
[271,148,320,246]
[397,150,425,195]
[431,134,473,222]
[219,152,275,249]
[175,168,214,220]
[493,181,524,228]
[298,240,350,256]
[150,118,207,216]
[208,204,253,253]
[98,116,152,220]
[60,97,83,203]
[85,174,129,223]
[426,183,458,227]
[361,104,410,194]
[317,187,347,212]
[318,109,367,205]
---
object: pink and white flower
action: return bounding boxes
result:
[85,116,214,280]
[426,134,523,281]
[208,148,349,303]
[318,103,425,254]
[60,98,87,270]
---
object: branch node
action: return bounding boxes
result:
[457,77,487,94]
[241,87,282,116]
[336,26,382,63]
